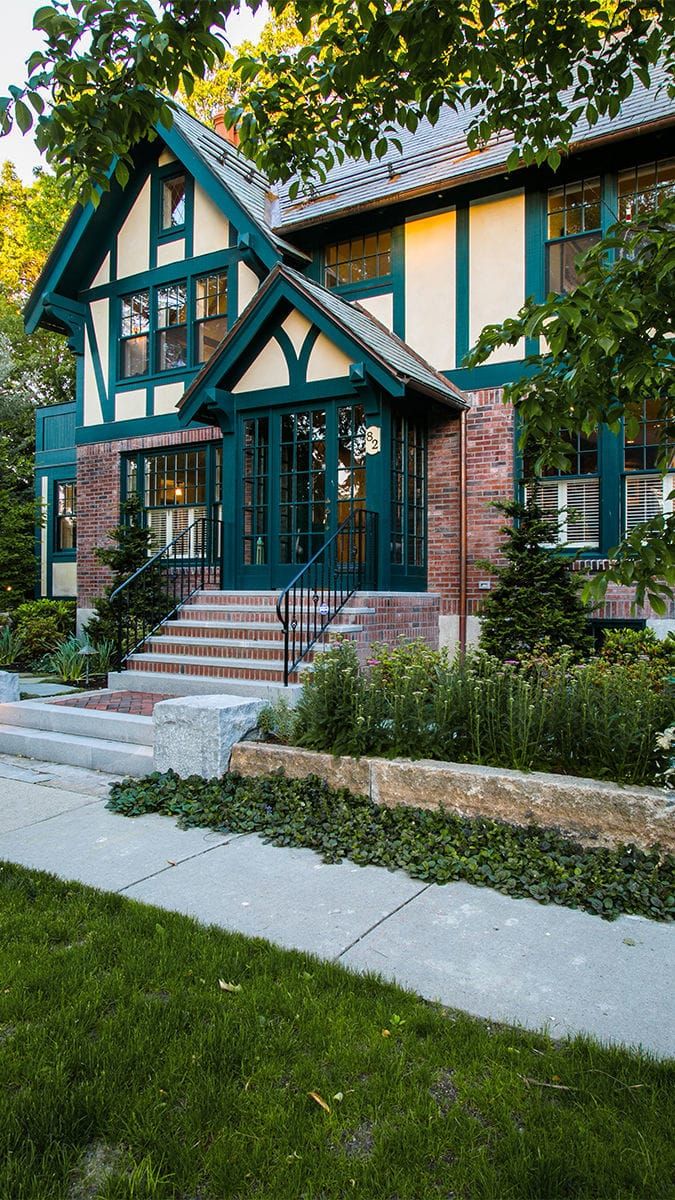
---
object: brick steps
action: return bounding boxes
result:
[126,652,305,684]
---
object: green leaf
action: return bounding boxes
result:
[14,100,33,134]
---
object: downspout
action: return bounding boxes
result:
[458,408,468,653]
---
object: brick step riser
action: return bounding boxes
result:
[161,624,362,644]
[180,603,374,624]
[127,658,301,684]
[144,641,318,664]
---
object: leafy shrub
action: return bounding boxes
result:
[43,634,115,683]
[0,624,23,666]
[258,695,299,744]
[290,641,674,787]
[107,771,675,922]
[596,627,675,690]
[13,599,75,665]
[478,498,592,662]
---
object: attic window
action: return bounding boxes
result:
[324,231,392,288]
[161,174,186,231]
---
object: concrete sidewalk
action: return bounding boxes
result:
[0,751,672,1059]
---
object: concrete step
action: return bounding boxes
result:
[107,670,303,701]
[126,651,307,683]
[0,699,154,746]
[0,722,154,777]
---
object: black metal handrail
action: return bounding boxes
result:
[276,509,378,686]
[110,517,222,668]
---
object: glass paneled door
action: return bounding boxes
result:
[238,403,368,587]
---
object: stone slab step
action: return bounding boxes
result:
[0,699,154,746]
[107,670,302,701]
[0,723,154,777]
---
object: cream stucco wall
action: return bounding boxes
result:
[156,238,185,267]
[281,309,313,356]
[306,332,352,382]
[159,148,177,166]
[193,182,229,257]
[52,561,77,598]
[83,298,109,426]
[233,337,290,393]
[91,253,110,289]
[404,211,455,370]
[154,381,185,415]
[115,390,147,422]
[117,177,151,280]
[356,292,393,330]
[237,262,259,315]
[469,191,525,363]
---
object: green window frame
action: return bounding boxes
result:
[195,270,228,364]
[324,230,392,289]
[618,156,675,223]
[54,480,77,553]
[160,173,187,234]
[119,289,150,379]
[391,414,426,571]
[124,443,222,556]
[546,177,602,293]
[156,280,188,373]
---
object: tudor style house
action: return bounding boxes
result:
[29,69,675,687]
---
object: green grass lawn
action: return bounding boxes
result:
[1,863,673,1200]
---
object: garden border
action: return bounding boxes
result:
[230,742,675,854]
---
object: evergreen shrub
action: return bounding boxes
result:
[478,498,592,662]
[12,598,75,665]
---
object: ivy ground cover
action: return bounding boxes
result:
[1,862,674,1200]
[107,772,675,922]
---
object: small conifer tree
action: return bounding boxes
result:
[478,497,592,661]
[85,495,168,649]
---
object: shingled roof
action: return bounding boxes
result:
[274,63,675,230]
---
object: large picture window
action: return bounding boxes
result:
[125,445,221,556]
[546,178,601,293]
[120,290,150,378]
[324,231,392,289]
[55,481,77,552]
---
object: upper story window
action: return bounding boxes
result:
[55,481,77,552]
[120,290,150,378]
[195,271,228,363]
[161,174,186,232]
[324,230,392,288]
[156,281,188,372]
[618,157,675,222]
[546,178,601,293]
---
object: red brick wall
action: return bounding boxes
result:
[426,387,671,624]
[76,427,221,609]
[427,388,515,616]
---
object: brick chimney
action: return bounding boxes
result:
[213,109,239,147]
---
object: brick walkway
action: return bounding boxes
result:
[53,691,173,716]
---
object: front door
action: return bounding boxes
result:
[237,402,367,588]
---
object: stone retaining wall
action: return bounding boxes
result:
[230,742,675,855]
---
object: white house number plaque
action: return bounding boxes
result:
[365,425,381,454]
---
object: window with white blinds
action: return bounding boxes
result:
[525,477,600,548]
[625,475,674,531]
[146,506,207,555]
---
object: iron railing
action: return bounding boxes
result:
[110,518,222,668]
[276,509,378,685]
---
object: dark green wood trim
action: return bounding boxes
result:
[297,324,320,381]
[84,247,239,303]
[524,187,546,357]
[84,307,110,420]
[231,376,365,412]
[75,412,210,445]
[391,224,405,338]
[445,360,535,390]
[455,203,470,367]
